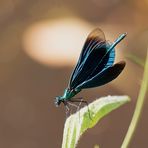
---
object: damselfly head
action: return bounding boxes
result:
[55,96,62,107]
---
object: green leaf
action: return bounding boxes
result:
[62,95,130,148]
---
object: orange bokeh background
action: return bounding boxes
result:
[0,0,148,148]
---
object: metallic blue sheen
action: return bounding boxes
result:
[55,28,127,107]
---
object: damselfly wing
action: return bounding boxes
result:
[55,28,126,107]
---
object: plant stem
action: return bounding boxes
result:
[126,53,145,67]
[121,50,148,148]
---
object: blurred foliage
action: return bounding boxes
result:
[94,144,100,148]
[127,53,145,67]
[121,50,148,148]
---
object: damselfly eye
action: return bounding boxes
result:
[55,97,61,107]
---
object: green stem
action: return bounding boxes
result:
[126,53,145,67]
[121,50,148,148]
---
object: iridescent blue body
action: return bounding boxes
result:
[55,88,81,106]
[55,28,127,107]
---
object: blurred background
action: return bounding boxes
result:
[0,0,148,148]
